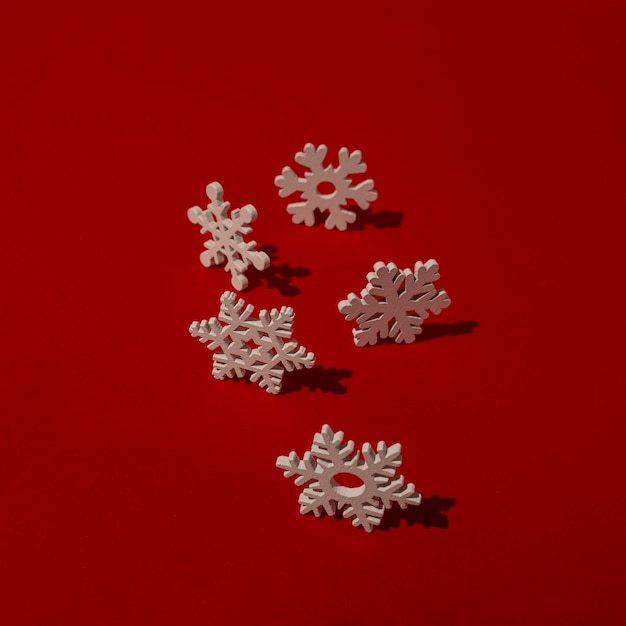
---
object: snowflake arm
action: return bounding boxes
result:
[190,291,315,394]
[285,200,318,228]
[277,451,321,486]
[277,425,422,532]
[410,261,453,316]
[336,147,377,210]
[361,441,422,509]
[338,260,451,346]
[275,143,377,231]
[188,182,270,290]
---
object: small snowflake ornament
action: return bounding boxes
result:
[277,424,422,532]
[188,181,270,290]
[338,260,451,346]
[189,291,315,394]
[275,143,377,230]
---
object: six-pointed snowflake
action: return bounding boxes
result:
[275,143,377,231]
[189,291,315,394]
[338,260,451,347]
[277,424,422,532]
[188,181,270,290]
[183,159,452,525]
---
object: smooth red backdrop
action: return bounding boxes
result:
[2,1,625,624]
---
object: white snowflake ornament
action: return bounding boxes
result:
[338,260,451,347]
[275,143,377,230]
[188,181,270,290]
[277,425,422,532]
[189,291,315,394]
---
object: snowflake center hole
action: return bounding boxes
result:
[316,181,336,197]
[331,472,366,498]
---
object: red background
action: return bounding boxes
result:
[2,1,625,624]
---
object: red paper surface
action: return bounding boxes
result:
[2,1,625,624]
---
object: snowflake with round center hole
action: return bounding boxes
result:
[338,260,451,346]
[275,143,377,230]
[277,424,422,532]
[188,181,270,290]
[189,291,315,394]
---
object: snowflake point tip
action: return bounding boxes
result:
[205,181,224,201]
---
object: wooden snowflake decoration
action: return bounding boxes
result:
[188,181,270,290]
[189,291,315,394]
[338,260,451,346]
[277,424,422,532]
[275,143,377,230]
